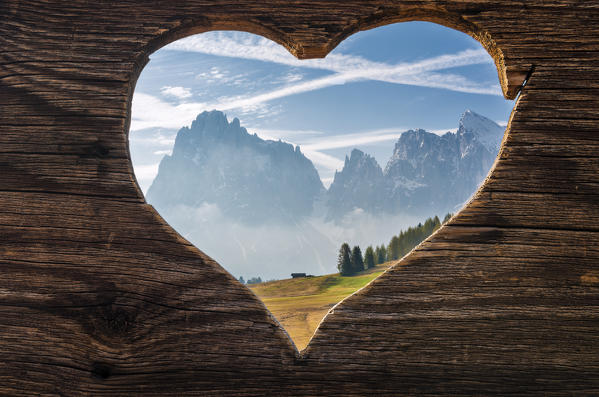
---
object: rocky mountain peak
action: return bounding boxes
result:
[458,109,504,152]
[326,110,504,219]
[343,149,380,171]
[147,111,324,224]
[385,129,441,170]
[190,110,228,134]
[148,109,503,224]
[327,149,386,219]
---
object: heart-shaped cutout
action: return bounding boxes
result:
[129,22,512,351]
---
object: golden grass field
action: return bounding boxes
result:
[248,262,394,351]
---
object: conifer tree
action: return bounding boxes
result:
[364,246,376,269]
[424,217,436,236]
[351,245,364,273]
[388,235,401,260]
[356,214,451,271]
[433,215,441,231]
[337,243,353,276]
[247,276,262,284]
[376,244,386,264]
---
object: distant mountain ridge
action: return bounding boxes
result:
[147,109,503,223]
[325,149,387,220]
[326,109,503,218]
[147,110,324,224]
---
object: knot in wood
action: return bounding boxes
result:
[91,362,112,380]
[100,306,133,335]
[81,140,111,159]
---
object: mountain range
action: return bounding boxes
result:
[147,110,324,224]
[328,110,502,218]
[147,109,503,223]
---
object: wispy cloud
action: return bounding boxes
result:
[132,31,501,132]
[166,32,492,74]
[165,31,352,70]
[196,66,248,86]
[299,128,407,151]
[160,85,192,99]
[281,72,304,83]
[153,149,172,156]
[132,48,499,132]
[300,149,344,173]
[129,127,177,146]
[167,31,499,95]
[131,93,206,131]
[134,163,160,192]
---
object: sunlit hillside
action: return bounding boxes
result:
[248,262,394,351]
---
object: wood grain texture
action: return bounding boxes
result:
[1,0,598,395]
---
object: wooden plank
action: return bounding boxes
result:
[1,0,599,394]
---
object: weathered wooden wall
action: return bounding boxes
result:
[1,1,598,395]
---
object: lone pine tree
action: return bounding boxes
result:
[351,245,364,274]
[364,246,376,269]
[337,243,353,276]
[375,244,386,264]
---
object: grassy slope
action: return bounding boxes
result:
[248,262,393,351]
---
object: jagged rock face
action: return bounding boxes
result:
[458,109,505,153]
[326,110,503,219]
[148,109,502,224]
[383,129,462,214]
[326,149,386,220]
[146,110,324,224]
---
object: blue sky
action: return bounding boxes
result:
[130,22,514,191]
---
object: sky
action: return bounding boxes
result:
[130,22,515,191]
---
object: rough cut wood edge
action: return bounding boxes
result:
[1,0,598,395]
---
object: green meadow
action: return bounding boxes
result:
[249,263,393,351]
